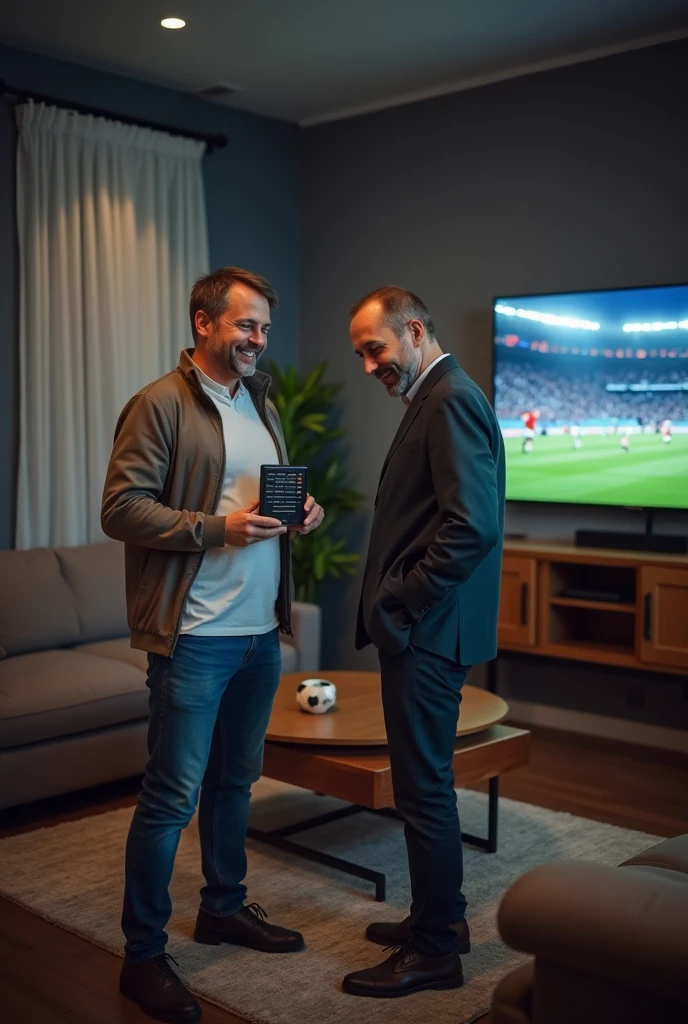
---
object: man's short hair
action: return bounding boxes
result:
[189,266,278,341]
[349,286,435,340]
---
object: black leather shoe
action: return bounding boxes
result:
[119,953,201,1023]
[365,915,471,953]
[342,943,464,998]
[194,903,304,953]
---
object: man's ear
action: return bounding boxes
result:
[408,318,425,348]
[195,310,212,340]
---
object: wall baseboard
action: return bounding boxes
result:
[504,699,688,754]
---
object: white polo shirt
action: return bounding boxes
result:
[179,368,280,636]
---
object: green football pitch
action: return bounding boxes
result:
[504,433,688,508]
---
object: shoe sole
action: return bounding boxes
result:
[119,985,202,1023]
[193,928,304,953]
[342,976,464,998]
[366,932,471,955]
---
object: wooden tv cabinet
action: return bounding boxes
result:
[497,540,688,675]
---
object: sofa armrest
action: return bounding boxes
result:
[497,861,688,1004]
[283,602,321,673]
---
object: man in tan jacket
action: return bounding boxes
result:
[102,266,324,1024]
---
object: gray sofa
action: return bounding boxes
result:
[0,541,321,810]
[488,834,688,1024]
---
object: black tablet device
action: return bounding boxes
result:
[259,465,307,526]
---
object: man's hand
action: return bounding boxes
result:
[224,502,287,547]
[292,493,325,535]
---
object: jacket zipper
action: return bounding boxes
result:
[169,382,228,654]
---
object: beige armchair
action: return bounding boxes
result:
[488,834,688,1024]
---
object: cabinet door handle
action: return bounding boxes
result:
[643,593,652,641]
[521,582,529,625]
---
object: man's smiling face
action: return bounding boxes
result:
[350,300,421,398]
[200,282,271,380]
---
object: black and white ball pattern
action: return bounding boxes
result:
[296,679,337,714]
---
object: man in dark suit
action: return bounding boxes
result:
[342,286,505,999]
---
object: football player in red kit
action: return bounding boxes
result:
[521,409,540,453]
[660,419,672,444]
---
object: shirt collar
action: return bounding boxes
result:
[180,348,270,396]
[194,362,245,402]
[404,353,451,404]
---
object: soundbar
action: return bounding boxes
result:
[575,529,688,554]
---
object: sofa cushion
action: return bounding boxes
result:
[0,650,148,749]
[0,548,81,659]
[621,835,688,876]
[625,865,688,888]
[56,542,128,643]
[78,636,298,675]
[74,638,148,672]
[78,637,298,672]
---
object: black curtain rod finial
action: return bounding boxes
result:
[0,78,228,152]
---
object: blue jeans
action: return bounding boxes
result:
[122,629,282,963]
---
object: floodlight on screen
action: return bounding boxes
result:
[623,320,688,332]
[494,304,600,331]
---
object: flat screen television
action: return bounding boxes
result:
[493,284,688,510]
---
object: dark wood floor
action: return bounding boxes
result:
[1,724,687,1024]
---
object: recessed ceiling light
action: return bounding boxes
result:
[161,17,186,30]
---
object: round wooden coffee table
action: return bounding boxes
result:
[252,672,526,901]
[267,671,508,746]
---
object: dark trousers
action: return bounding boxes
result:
[379,644,468,957]
[121,629,282,964]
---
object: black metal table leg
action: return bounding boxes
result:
[486,658,498,694]
[248,777,500,901]
[487,775,499,852]
[248,805,387,901]
[270,804,361,838]
[378,776,500,853]
[459,776,499,852]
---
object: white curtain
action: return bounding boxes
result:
[15,101,210,549]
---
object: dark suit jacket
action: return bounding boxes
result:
[356,354,505,666]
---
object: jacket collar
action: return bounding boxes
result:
[410,351,459,403]
[178,348,271,395]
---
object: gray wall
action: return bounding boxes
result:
[0,42,300,549]
[301,39,688,733]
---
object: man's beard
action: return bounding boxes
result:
[213,342,263,378]
[377,355,419,398]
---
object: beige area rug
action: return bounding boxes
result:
[0,779,660,1024]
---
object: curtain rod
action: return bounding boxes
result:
[0,78,228,153]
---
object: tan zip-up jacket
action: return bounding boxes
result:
[101,348,293,656]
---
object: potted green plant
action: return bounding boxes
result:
[265,360,364,603]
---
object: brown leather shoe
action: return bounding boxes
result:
[194,903,304,952]
[119,953,201,1023]
[365,915,471,953]
[342,943,464,998]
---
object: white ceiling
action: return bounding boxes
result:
[1,0,687,125]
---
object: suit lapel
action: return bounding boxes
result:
[375,354,459,492]
[376,399,424,487]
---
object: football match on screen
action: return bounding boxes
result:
[493,284,688,509]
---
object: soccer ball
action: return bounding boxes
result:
[296,679,337,714]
